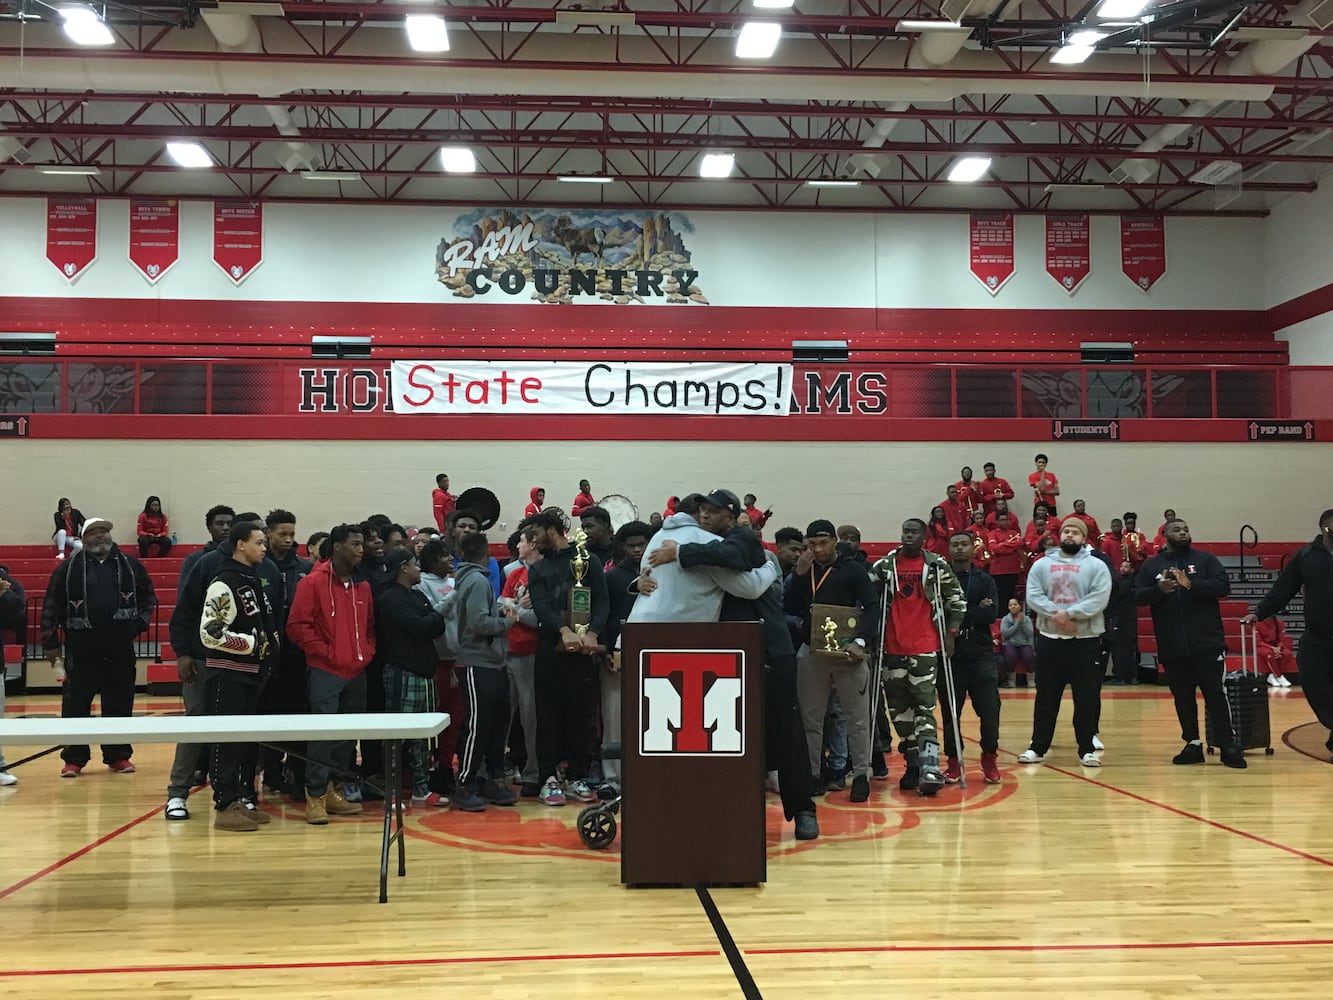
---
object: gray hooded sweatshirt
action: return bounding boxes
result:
[1024,544,1112,639]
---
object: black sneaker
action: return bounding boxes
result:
[826,771,846,791]
[794,810,819,841]
[810,773,827,796]
[871,752,890,780]
[1172,743,1206,765]
[899,765,920,791]
[453,786,487,812]
[1220,745,1248,770]
[480,779,518,805]
[849,774,870,803]
[520,781,541,798]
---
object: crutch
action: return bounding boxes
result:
[869,570,891,763]
[932,573,968,789]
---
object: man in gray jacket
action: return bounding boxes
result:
[451,532,518,812]
[1019,519,1113,768]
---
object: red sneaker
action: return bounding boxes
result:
[60,763,82,778]
[944,756,962,783]
[981,752,1001,784]
[107,759,136,774]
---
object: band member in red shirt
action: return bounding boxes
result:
[940,485,971,533]
[979,462,1015,517]
[984,498,1014,530]
[1065,499,1101,549]
[1025,510,1056,554]
[432,474,456,532]
[925,507,952,557]
[742,494,772,535]
[953,468,984,520]
[1028,453,1059,516]
[966,510,993,571]
[988,511,1025,607]
[1152,509,1176,553]
[571,479,596,517]
[524,487,545,518]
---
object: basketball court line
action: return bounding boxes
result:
[743,937,1333,957]
[0,949,723,979]
[0,802,166,902]
[697,886,762,1000]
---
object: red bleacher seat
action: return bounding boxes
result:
[2,644,21,665]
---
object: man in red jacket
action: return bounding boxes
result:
[988,511,1024,607]
[743,494,772,535]
[571,479,596,517]
[524,487,545,518]
[1066,499,1101,548]
[953,468,984,520]
[287,523,376,825]
[940,485,971,533]
[978,462,1015,517]
[432,474,456,532]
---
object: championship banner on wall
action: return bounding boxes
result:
[45,197,97,281]
[128,198,179,284]
[213,201,263,284]
[1121,215,1167,292]
[968,213,1015,294]
[1045,213,1091,294]
[391,360,792,416]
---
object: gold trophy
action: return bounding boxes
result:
[812,603,860,664]
[568,527,593,635]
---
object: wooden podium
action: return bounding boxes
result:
[620,621,766,887]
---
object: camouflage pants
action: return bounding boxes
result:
[881,653,940,754]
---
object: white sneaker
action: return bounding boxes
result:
[1017,749,1045,764]
[1280,676,1293,687]
[0,770,16,786]
[1092,734,1105,751]
[1080,752,1103,767]
[1268,674,1282,688]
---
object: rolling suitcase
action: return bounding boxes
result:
[1206,621,1274,756]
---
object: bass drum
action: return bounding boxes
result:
[598,494,640,533]
[455,487,501,531]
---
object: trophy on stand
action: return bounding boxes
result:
[568,527,593,635]
[811,602,861,664]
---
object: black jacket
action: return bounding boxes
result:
[1257,537,1333,638]
[782,555,880,649]
[200,557,282,680]
[603,560,640,653]
[950,565,1000,661]
[171,539,283,663]
[1134,544,1230,659]
[677,524,794,662]
[41,546,156,651]
[1091,548,1131,618]
[375,582,447,678]
[0,567,24,632]
[52,508,85,538]
[528,544,610,652]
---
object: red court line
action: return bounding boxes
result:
[0,803,166,903]
[0,949,721,978]
[1012,753,1333,870]
[746,938,1333,956]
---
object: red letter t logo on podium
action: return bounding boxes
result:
[640,650,744,755]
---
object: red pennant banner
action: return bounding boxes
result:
[128,198,179,284]
[45,197,98,281]
[968,212,1014,295]
[1121,215,1166,292]
[1045,213,1091,294]
[213,201,263,284]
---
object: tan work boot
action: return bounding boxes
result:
[305,791,329,825]
[325,785,364,816]
[214,800,259,832]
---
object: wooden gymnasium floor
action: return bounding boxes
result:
[3,687,1333,1000]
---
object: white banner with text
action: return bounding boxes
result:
[392,360,793,416]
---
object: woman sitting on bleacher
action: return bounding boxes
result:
[136,496,173,559]
[52,497,85,561]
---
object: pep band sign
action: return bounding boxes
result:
[391,360,792,416]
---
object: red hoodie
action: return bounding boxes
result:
[988,527,1024,575]
[500,564,538,655]
[432,487,456,532]
[524,486,544,518]
[287,559,376,679]
[940,498,971,533]
[925,521,951,557]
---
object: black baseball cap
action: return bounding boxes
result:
[702,488,742,517]
[385,549,416,575]
[805,519,837,538]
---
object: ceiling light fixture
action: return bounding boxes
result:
[752,0,795,8]
[1068,30,1106,45]
[1050,45,1095,64]
[735,22,782,59]
[59,7,115,47]
[556,173,613,184]
[438,146,477,173]
[405,14,450,52]
[897,19,967,31]
[34,164,102,176]
[165,141,213,168]
[805,178,861,188]
[302,170,362,182]
[699,152,735,178]
[947,156,992,182]
[1095,0,1150,18]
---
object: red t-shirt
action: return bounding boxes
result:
[884,554,938,656]
[1028,470,1058,509]
[500,565,537,656]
